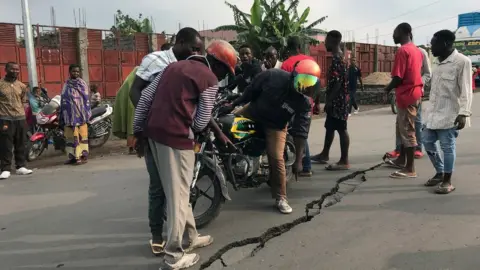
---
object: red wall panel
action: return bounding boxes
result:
[105,82,121,97]
[121,51,135,65]
[104,50,119,65]
[104,66,119,82]
[0,46,17,63]
[43,65,62,82]
[121,66,135,81]
[41,49,61,65]
[42,83,62,96]
[62,48,77,65]
[87,49,102,65]
[88,66,103,82]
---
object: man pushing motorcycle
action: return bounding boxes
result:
[220,59,321,214]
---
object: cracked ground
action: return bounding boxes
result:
[1,99,480,270]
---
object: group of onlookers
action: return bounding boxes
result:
[0,62,103,180]
[383,23,473,194]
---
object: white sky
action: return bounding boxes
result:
[0,0,478,45]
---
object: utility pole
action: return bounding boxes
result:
[21,0,38,87]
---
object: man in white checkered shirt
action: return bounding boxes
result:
[128,27,204,255]
[423,30,473,194]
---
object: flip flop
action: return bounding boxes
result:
[435,184,456,194]
[390,171,417,179]
[325,164,350,171]
[311,155,329,164]
[424,175,444,187]
[384,159,405,169]
[149,239,165,256]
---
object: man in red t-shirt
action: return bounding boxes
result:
[384,23,423,178]
[281,36,316,177]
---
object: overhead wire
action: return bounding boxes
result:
[351,0,445,31]
[356,9,480,42]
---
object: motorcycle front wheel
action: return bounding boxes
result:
[265,134,296,186]
[190,166,224,228]
[27,140,46,161]
[390,93,398,114]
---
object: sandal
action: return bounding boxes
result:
[390,171,417,179]
[424,174,444,187]
[435,183,456,194]
[325,163,350,171]
[73,159,87,166]
[64,159,76,165]
[384,159,405,169]
[149,239,165,256]
[299,171,313,177]
[311,155,329,164]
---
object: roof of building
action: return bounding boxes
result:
[456,25,480,39]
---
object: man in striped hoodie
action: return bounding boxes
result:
[129,27,204,256]
[133,40,237,270]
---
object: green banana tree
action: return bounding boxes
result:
[215,0,327,59]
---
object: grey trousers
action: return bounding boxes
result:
[148,139,198,261]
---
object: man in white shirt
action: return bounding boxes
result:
[262,46,282,70]
[423,30,473,194]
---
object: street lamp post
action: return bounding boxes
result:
[21,0,38,87]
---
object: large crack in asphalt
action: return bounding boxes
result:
[200,162,385,270]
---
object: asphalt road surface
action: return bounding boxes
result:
[1,97,478,270]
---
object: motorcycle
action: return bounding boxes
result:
[190,88,296,228]
[27,95,113,161]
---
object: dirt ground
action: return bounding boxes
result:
[29,104,388,169]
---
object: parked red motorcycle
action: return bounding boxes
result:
[27,95,66,161]
[26,95,114,161]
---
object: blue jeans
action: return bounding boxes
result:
[302,143,311,172]
[145,145,166,242]
[395,102,423,151]
[423,128,458,173]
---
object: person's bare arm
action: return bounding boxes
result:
[130,76,149,108]
[385,77,403,93]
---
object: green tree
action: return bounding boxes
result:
[110,10,153,35]
[215,0,327,58]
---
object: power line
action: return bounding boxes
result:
[356,10,480,43]
[352,0,444,31]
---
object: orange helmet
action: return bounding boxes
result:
[294,59,321,78]
[206,40,238,75]
[293,59,321,93]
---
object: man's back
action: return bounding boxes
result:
[146,60,217,149]
[248,69,310,131]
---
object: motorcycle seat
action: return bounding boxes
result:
[91,106,107,119]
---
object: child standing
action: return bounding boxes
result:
[90,85,101,108]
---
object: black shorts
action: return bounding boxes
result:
[325,115,347,131]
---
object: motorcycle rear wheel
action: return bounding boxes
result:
[89,118,112,148]
[191,166,224,229]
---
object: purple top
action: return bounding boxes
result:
[60,78,91,127]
